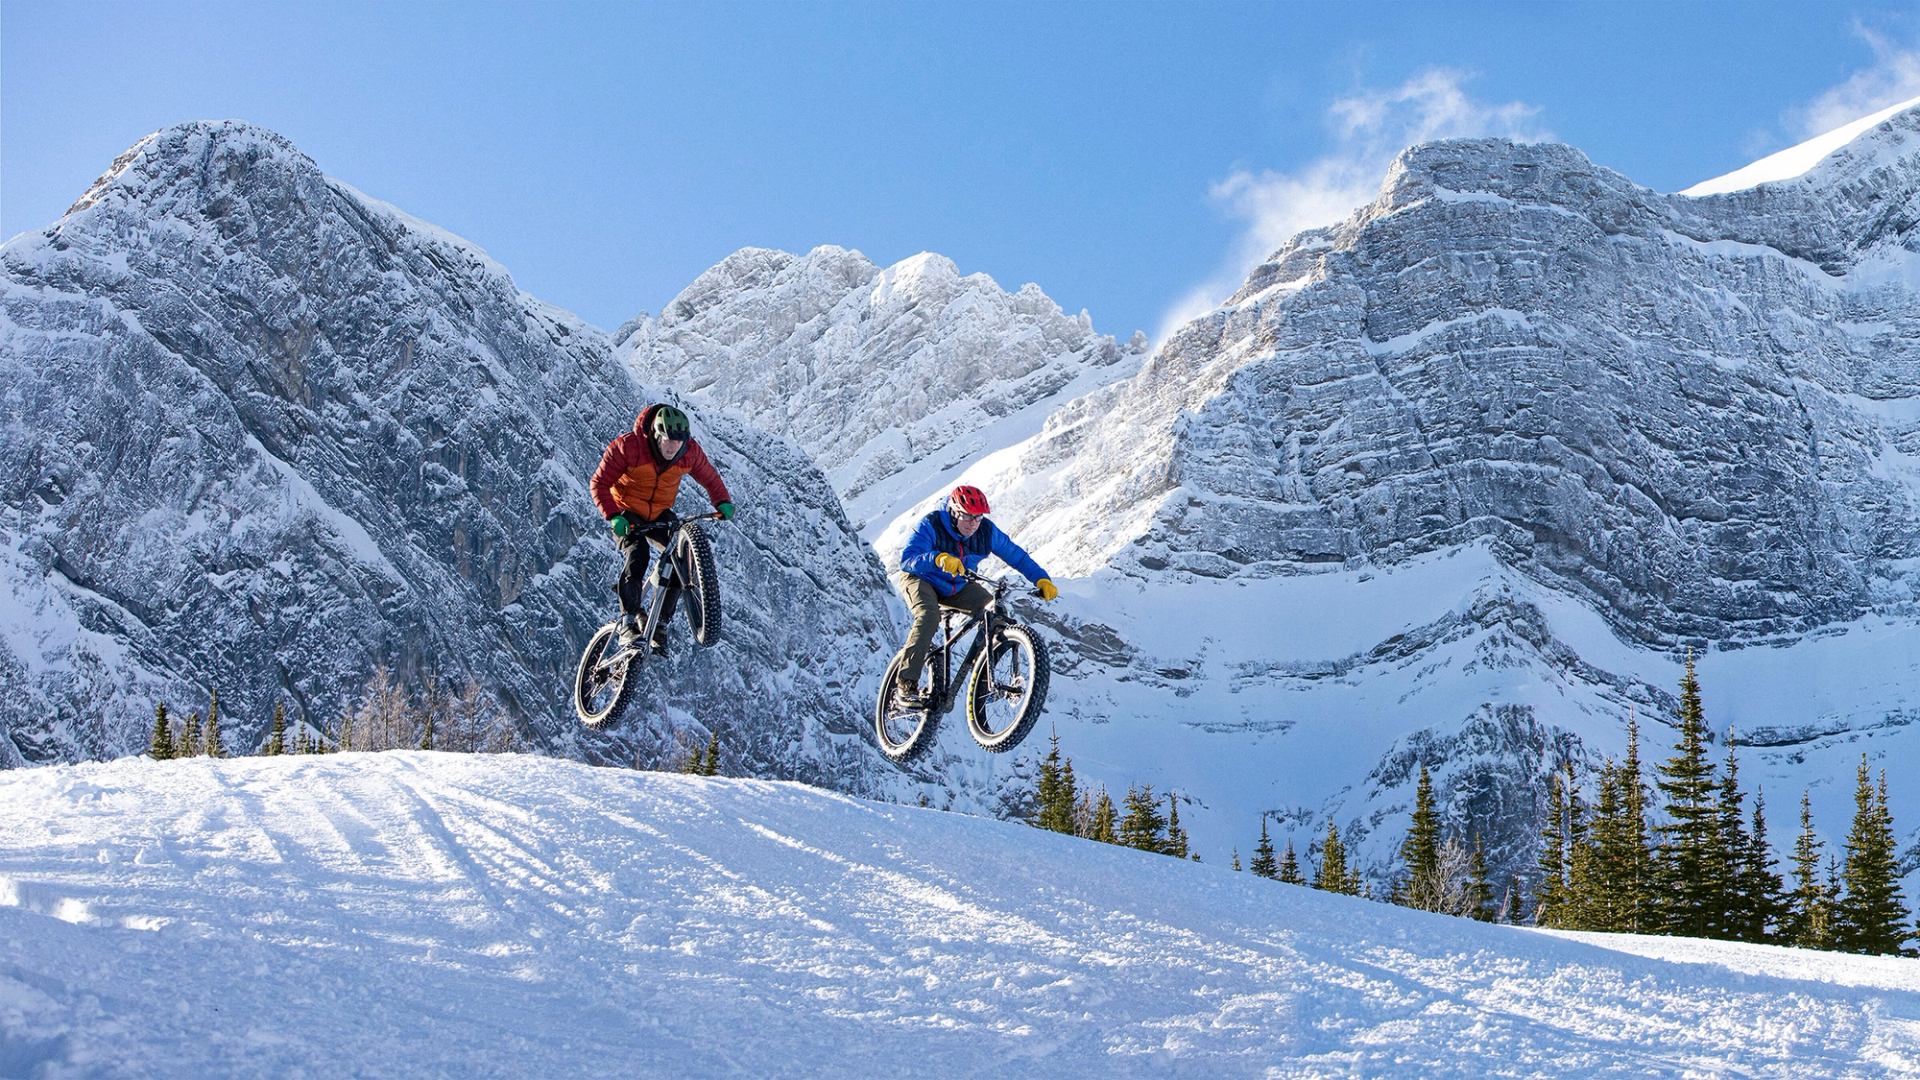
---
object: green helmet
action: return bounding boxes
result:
[651,404,691,441]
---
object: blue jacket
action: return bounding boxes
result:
[900,510,1049,597]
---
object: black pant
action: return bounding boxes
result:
[616,513,678,636]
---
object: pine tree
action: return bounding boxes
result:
[1314,819,1360,896]
[1034,731,1078,834]
[701,732,720,776]
[265,702,287,756]
[1249,817,1279,879]
[419,709,435,751]
[1086,788,1118,845]
[1651,652,1722,938]
[148,703,174,760]
[204,690,225,759]
[1118,784,1168,853]
[1711,733,1752,939]
[1835,760,1913,955]
[1278,840,1304,886]
[1573,762,1625,931]
[1616,712,1653,932]
[1535,766,1569,926]
[1783,791,1833,949]
[1395,765,1445,911]
[1738,789,1785,943]
[1163,794,1190,859]
[178,711,202,758]
[1467,833,1495,921]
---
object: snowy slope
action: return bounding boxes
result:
[1683,93,1920,195]
[2,753,1915,1078]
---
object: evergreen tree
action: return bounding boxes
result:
[179,711,202,758]
[1616,712,1653,932]
[1033,731,1078,834]
[204,690,224,759]
[1651,653,1722,938]
[1086,788,1118,845]
[1783,791,1834,949]
[1278,841,1305,886]
[1230,849,1242,871]
[701,732,720,776]
[1712,733,1753,939]
[419,709,435,751]
[1118,784,1169,853]
[1835,759,1913,955]
[265,702,287,756]
[1314,819,1360,896]
[1535,767,1569,927]
[1572,762,1626,931]
[1738,790,1785,943]
[1395,765,1444,911]
[1164,794,1190,859]
[148,703,174,760]
[1467,833,1495,922]
[1249,817,1279,879]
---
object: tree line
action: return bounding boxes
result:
[147,667,526,760]
[1029,654,1915,956]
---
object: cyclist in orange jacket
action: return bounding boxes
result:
[590,403,734,654]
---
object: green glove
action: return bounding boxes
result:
[610,515,629,538]
[717,501,735,521]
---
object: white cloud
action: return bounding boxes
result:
[1158,68,1548,345]
[1787,23,1920,139]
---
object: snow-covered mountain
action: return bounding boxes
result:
[4,752,1914,1077]
[867,103,1920,885]
[620,245,1146,536]
[0,122,909,795]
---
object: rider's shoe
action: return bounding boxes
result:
[617,616,643,650]
[649,633,669,659]
[892,679,928,710]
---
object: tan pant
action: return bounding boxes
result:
[895,572,991,687]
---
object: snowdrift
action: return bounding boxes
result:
[2,753,1916,1077]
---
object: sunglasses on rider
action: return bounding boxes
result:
[952,510,983,524]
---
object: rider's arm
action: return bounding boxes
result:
[988,524,1049,585]
[898,514,944,577]
[589,436,633,518]
[682,440,734,508]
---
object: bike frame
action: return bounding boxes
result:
[610,510,723,666]
[921,572,1021,715]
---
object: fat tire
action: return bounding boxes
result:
[678,522,723,647]
[574,623,636,727]
[873,650,940,765]
[965,625,1048,753]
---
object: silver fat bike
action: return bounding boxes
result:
[574,510,724,727]
[873,571,1050,765]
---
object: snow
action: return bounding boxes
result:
[1682,94,1920,196]
[2,752,1915,1077]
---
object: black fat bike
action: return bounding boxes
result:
[873,571,1051,764]
[574,510,724,727]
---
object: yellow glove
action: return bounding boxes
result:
[1036,578,1059,601]
[934,553,965,575]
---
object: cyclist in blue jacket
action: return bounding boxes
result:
[892,484,1058,707]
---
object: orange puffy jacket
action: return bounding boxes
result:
[590,404,732,522]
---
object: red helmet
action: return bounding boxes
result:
[948,485,990,516]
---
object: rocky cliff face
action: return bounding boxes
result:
[621,245,1145,535]
[0,122,904,796]
[976,120,1920,647]
[931,106,1920,885]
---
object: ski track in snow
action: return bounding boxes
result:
[1,753,1916,1078]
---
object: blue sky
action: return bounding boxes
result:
[5,1,1920,342]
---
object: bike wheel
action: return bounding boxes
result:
[873,650,940,765]
[965,625,1048,753]
[677,522,722,647]
[574,622,636,727]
